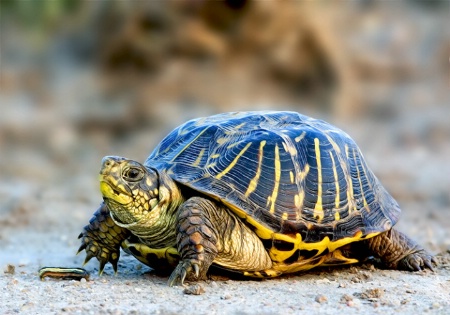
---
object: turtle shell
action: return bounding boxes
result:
[145,111,400,260]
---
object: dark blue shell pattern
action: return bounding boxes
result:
[145,111,401,242]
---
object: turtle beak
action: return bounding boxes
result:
[99,156,133,204]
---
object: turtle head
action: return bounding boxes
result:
[99,156,160,225]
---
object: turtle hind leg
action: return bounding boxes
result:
[363,228,436,271]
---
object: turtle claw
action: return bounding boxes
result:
[168,260,200,287]
[99,260,107,276]
[77,243,87,255]
[398,249,436,272]
[194,263,200,278]
[83,252,94,266]
[424,259,434,272]
[111,260,118,275]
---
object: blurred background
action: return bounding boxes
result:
[0,0,449,266]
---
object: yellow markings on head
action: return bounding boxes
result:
[216,142,252,180]
[329,151,340,209]
[282,212,288,220]
[154,188,159,195]
[146,177,153,187]
[289,171,294,184]
[268,144,281,214]
[313,138,324,222]
[100,182,132,204]
[192,148,205,167]
[245,140,266,197]
[295,131,306,143]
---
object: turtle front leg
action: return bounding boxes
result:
[168,197,219,286]
[78,202,130,274]
[364,228,436,271]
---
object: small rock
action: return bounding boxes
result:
[4,264,15,274]
[340,294,353,304]
[315,294,327,303]
[430,302,440,309]
[351,276,361,283]
[355,288,385,300]
[221,293,232,300]
[316,278,331,284]
[183,284,206,295]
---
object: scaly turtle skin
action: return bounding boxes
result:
[78,111,435,286]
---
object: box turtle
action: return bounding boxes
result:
[78,111,435,286]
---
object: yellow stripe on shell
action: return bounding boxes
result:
[170,127,208,162]
[295,131,306,142]
[100,181,132,204]
[269,144,281,214]
[313,138,324,221]
[192,148,205,167]
[329,151,340,209]
[245,141,266,197]
[216,142,252,180]
[345,144,356,212]
[353,148,368,208]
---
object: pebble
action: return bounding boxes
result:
[316,278,331,284]
[4,264,15,274]
[340,294,353,304]
[430,302,441,309]
[315,294,327,303]
[183,284,206,295]
[221,293,232,300]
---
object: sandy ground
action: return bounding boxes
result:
[1,106,449,315]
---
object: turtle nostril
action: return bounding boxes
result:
[101,156,117,171]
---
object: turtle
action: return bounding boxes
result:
[77,111,435,286]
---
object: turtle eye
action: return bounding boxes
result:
[123,167,144,181]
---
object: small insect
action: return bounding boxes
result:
[39,267,90,281]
